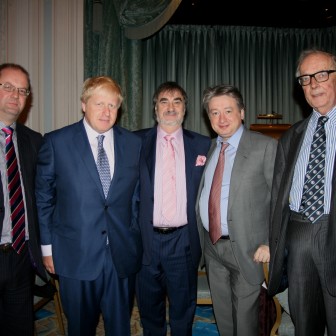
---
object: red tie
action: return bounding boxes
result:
[2,127,25,253]
[208,142,229,244]
[162,135,177,221]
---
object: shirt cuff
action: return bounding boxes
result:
[41,244,52,256]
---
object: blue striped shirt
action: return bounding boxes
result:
[290,106,336,213]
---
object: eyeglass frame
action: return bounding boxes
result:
[0,82,30,96]
[297,69,336,86]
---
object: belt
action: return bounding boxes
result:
[220,235,230,240]
[153,226,185,234]
[0,243,14,253]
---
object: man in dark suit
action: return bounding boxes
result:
[0,63,46,335]
[135,81,211,336]
[268,49,336,335]
[196,84,277,336]
[35,76,142,336]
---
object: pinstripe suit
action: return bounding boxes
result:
[268,114,336,335]
[135,126,211,336]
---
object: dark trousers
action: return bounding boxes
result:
[0,244,35,336]
[59,247,131,336]
[287,212,336,336]
[136,225,197,336]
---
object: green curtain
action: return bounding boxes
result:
[84,1,336,135]
[84,0,143,131]
[141,25,336,135]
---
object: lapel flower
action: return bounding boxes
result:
[195,155,206,166]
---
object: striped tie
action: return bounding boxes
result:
[300,116,328,222]
[2,127,25,253]
[162,135,176,221]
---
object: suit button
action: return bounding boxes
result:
[104,205,108,210]
[102,230,106,235]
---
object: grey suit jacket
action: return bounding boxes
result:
[268,115,336,296]
[197,128,277,285]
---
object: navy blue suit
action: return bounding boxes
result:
[135,126,211,336]
[35,120,142,336]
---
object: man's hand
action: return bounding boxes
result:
[253,245,270,263]
[43,255,55,274]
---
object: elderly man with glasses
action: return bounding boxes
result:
[268,49,336,336]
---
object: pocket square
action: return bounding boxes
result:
[196,155,206,166]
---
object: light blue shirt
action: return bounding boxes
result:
[290,106,336,213]
[199,125,244,235]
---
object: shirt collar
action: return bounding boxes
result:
[216,124,244,149]
[157,125,183,143]
[83,118,113,144]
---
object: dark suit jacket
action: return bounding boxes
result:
[135,127,211,268]
[35,120,142,280]
[268,114,336,296]
[0,122,46,279]
[197,128,277,285]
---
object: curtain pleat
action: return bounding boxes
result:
[141,25,336,135]
[84,1,336,135]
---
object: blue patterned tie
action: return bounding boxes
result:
[300,116,328,222]
[2,127,25,253]
[96,135,111,198]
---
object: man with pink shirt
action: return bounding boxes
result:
[135,81,211,336]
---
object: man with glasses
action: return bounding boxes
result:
[0,63,47,335]
[268,49,336,336]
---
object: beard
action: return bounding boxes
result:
[157,118,183,127]
[156,110,184,127]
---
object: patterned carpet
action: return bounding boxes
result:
[35,300,219,335]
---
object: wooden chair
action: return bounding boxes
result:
[34,275,65,335]
[263,263,282,336]
[196,270,212,305]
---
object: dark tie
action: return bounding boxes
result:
[162,135,176,221]
[300,116,328,223]
[2,127,25,253]
[96,135,111,198]
[208,142,229,244]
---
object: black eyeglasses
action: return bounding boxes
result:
[297,70,336,86]
[0,82,30,96]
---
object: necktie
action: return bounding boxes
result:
[96,135,111,198]
[2,127,25,253]
[300,116,328,223]
[162,135,176,221]
[208,142,229,244]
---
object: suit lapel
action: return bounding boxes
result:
[183,130,196,176]
[73,121,104,196]
[110,126,125,190]
[143,128,157,188]
[197,140,216,203]
[228,130,250,210]
[16,126,32,206]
